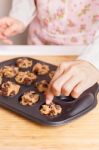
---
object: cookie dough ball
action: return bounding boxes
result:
[32,63,49,75]
[16,58,32,68]
[1,66,19,78]
[0,81,20,97]
[49,71,55,79]
[15,71,37,85]
[40,103,62,117]
[0,69,3,85]
[36,80,49,93]
[20,91,40,106]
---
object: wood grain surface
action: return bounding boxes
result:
[0,56,99,150]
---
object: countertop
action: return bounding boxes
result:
[0,56,99,150]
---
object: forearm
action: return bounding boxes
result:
[9,0,36,27]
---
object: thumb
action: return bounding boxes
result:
[4,24,18,37]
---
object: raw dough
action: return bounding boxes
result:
[49,71,55,79]
[15,71,37,85]
[1,66,19,78]
[40,103,62,117]
[16,58,32,68]
[32,63,49,75]
[0,81,20,97]
[20,91,40,106]
[36,80,49,92]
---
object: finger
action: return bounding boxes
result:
[46,66,65,98]
[0,27,6,33]
[51,69,73,96]
[61,76,81,96]
[0,24,8,29]
[8,30,18,36]
[0,18,6,26]
[49,62,74,95]
[4,24,18,37]
[0,32,12,43]
[45,90,54,105]
[51,67,64,82]
[45,80,55,104]
[0,26,9,39]
[0,33,7,40]
[3,38,13,45]
[71,81,90,98]
[0,18,12,26]
[45,62,75,103]
[51,62,74,84]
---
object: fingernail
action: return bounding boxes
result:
[55,93,60,96]
[46,99,51,105]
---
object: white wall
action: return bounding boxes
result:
[0,0,27,45]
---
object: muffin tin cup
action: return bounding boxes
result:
[0,57,99,126]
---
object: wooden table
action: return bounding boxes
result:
[0,56,99,150]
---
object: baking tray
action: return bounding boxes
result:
[0,57,99,126]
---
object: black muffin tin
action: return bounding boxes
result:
[0,57,99,126]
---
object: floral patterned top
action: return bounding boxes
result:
[9,0,99,69]
[26,0,99,45]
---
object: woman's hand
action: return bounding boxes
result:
[0,17,25,44]
[46,60,99,104]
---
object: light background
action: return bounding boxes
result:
[0,0,27,45]
[0,0,87,55]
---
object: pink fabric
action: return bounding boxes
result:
[28,0,99,45]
